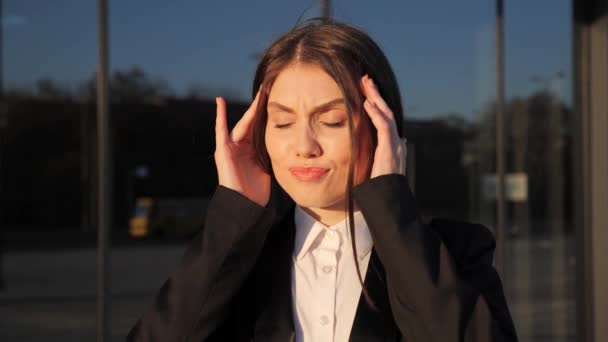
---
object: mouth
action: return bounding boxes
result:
[288,167,330,182]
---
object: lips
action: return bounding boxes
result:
[288,167,329,181]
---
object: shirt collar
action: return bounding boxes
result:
[293,205,373,262]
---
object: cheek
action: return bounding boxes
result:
[264,126,283,163]
[319,131,351,166]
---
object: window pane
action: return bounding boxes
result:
[504,1,576,341]
[1,1,98,341]
[1,2,577,341]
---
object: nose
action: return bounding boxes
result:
[294,125,321,158]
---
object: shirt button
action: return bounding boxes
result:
[320,315,330,325]
[322,265,333,274]
[326,230,335,238]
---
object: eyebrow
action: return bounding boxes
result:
[267,98,346,116]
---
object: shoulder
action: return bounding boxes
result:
[428,218,496,271]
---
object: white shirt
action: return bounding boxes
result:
[291,205,373,342]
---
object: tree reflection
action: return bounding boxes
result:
[468,91,572,235]
[0,68,573,239]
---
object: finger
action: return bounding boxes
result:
[363,99,394,147]
[364,99,399,137]
[360,75,370,99]
[231,88,262,143]
[215,97,229,147]
[362,75,394,120]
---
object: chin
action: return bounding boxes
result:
[274,172,347,209]
[284,189,345,210]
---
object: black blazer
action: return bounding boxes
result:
[128,174,518,342]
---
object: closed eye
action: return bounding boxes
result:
[274,123,293,129]
[321,121,346,128]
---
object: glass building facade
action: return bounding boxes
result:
[1,1,606,341]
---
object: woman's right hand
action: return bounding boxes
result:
[214,91,271,207]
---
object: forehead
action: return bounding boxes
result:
[267,63,344,104]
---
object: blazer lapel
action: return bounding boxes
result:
[349,249,400,342]
[252,185,297,341]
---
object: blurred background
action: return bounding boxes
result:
[1,0,606,341]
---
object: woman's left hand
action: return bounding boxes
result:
[360,74,407,178]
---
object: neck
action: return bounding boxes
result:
[300,199,358,227]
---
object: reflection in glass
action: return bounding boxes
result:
[503,1,576,341]
[1,1,98,341]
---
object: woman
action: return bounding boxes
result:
[128,19,518,342]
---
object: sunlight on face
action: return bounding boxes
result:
[265,63,369,211]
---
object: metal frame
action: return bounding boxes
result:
[96,0,111,340]
[494,0,507,276]
[573,1,608,341]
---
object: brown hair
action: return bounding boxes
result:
[251,18,405,307]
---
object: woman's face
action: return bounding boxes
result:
[265,63,370,210]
